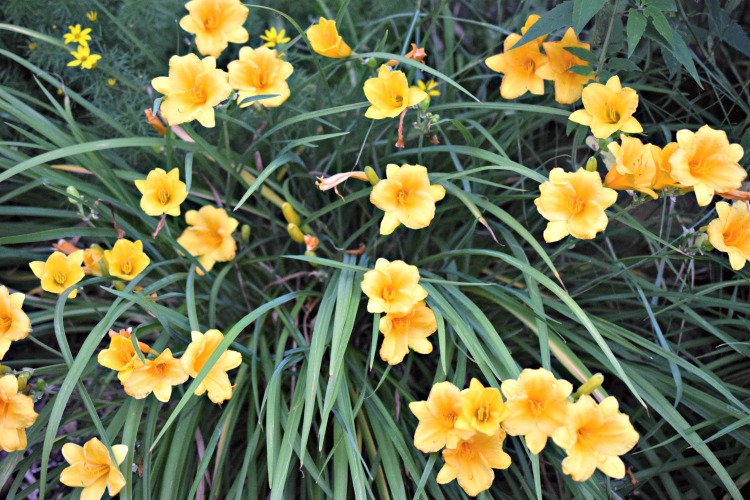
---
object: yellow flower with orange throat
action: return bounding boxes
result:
[306,17,352,58]
[569,76,643,139]
[181,329,242,404]
[650,142,681,191]
[436,430,512,497]
[151,54,232,128]
[29,250,85,298]
[176,205,239,274]
[134,168,188,217]
[379,301,436,365]
[369,163,446,235]
[123,349,189,402]
[534,168,618,242]
[409,381,473,452]
[669,125,746,206]
[103,239,150,281]
[363,65,428,119]
[535,28,594,104]
[60,437,128,499]
[604,136,659,199]
[179,0,249,57]
[97,329,151,382]
[228,46,294,108]
[454,378,511,436]
[360,258,428,314]
[0,286,31,360]
[707,201,750,270]
[501,368,573,454]
[0,374,38,452]
[552,395,639,482]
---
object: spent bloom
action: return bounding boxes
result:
[669,125,746,206]
[306,17,352,58]
[455,378,511,436]
[707,201,750,270]
[0,286,31,360]
[228,46,294,108]
[360,258,428,314]
[569,76,643,139]
[29,250,85,298]
[534,168,618,243]
[151,54,232,128]
[67,45,101,70]
[379,301,436,365]
[134,168,188,217]
[176,205,239,274]
[604,136,659,199]
[103,239,150,281]
[260,27,290,47]
[60,437,128,500]
[501,368,573,454]
[63,24,91,47]
[123,349,189,402]
[0,375,38,452]
[363,65,428,119]
[181,329,242,404]
[536,28,594,104]
[179,0,249,57]
[97,329,150,382]
[409,381,472,452]
[369,163,446,235]
[552,395,639,482]
[436,431,512,497]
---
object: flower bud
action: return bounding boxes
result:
[418,98,430,111]
[364,166,380,186]
[585,157,598,172]
[17,372,31,391]
[572,373,604,399]
[281,202,301,226]
[287,223,305,243]
[241,224,251,243]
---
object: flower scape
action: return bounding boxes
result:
[0,2,749,499]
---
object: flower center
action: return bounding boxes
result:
[0,315,11,334]
[54,271,68,286]
[724,226,747,247]
[388,90,404,108]
[522,59,536,74]
[158,187,171,206]
[204,14,220,30]
[382,285,396,301]
[397,190,412,206]
[191,85,207,105]
[121,258,133,275]
[569,198,585,215]
[475,403,491,423]
[153,363,166,376]
[605,106,620,124]
[83,463,110,477]
[207,229,224,247]
[689,155,712,176]
[443,411,458,426]
[455,441,475,459]
[529,399,545,416]
[576,427,592,443]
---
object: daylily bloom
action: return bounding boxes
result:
[669,125,746,206]
[552,395,639,482]
[181,329,242,404]
[604,136,659,199]
[409,381,472,452]
[520,14,547,46]
[436,430,512,497]
[82,245,106,277]
[306,17,351,58]
[650,142,681,191]
[455,378,511,436]
[534,168,618,242]
[179,0,249,57]
[315,171,369,200]
[63,24,91,46]
[60,437,128,500]
[176,205,238,274]
[569,76,643,138]
[707,201,750,270]
[0,286,31,360]
[151,54,232,128]
[29,250,85,298]
[67,44,101,70]
[97,329,150,382]
[379,301,436,365]
[388,43,427,66]
[363,65,428,119]
[360,258,428,314]
[123,349,189,402]
[103,239,150,281]
[228,46,294,108]
[0,375,38,452]
[260,27,291,47]
[501,368,573,454]
[134,168,188,217]
[369,163,446,235]
[536,28,594,104]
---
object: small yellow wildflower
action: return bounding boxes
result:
[60,438,127,499]
[63,24,92,47]
[86,11,98,22]
[28,42,37,51]
[107,78,116,87]
[416,79,440,98]
[29,250,85,298]
[67,44,101,70]
[260,27,291,47]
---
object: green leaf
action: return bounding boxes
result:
[573,0,607,34]
[515,1,575,48]
[563,46,598,64]
[645,6,675,48]
[626,9,648,56]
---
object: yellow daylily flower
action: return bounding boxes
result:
[569,76,643,138]
[67,44,101,70]
[363,65,428,119]
[151,54,232,128]
[103,239,150,281]
[369,163,446,235]
[650,142,681,191]
[176,205,239,274]
[134,168,188,217]
[604,136,659,199]
[552,395,639,482]
[228,46,294,108]
[501,368,573,454]
[455,378,511,436]
[0,286,31,360]
[306,17,351,58]
[179,0,249,57]
[97,329,150,383]
[181,329,242,404]
[83,245,106,277]
[520,14,547,46]
[409,381,473,452]
[707,201,750,270]
[436,430,512,497]
[260,27,290,47]
[123,349,189,402]
[60,437,128,500]
[29,250,85,298]
[534,168,618,242]
[63,24,91,46]
[669,125,746,206]
[0,375,38,452]
[535,28,594,104]
[360,258,428,314]
[379,301,436,365]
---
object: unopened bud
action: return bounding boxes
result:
[585,157,598,172]
[304,249,320,267]
[364,166,380,186]
[418,98,430,111]
[572,373,604,399]
[17,372,31,391]
[281,202,301,226]
[241,224,251,243]
[66,186,81,204]
[287,223,305,243]
[367,58,379,68]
